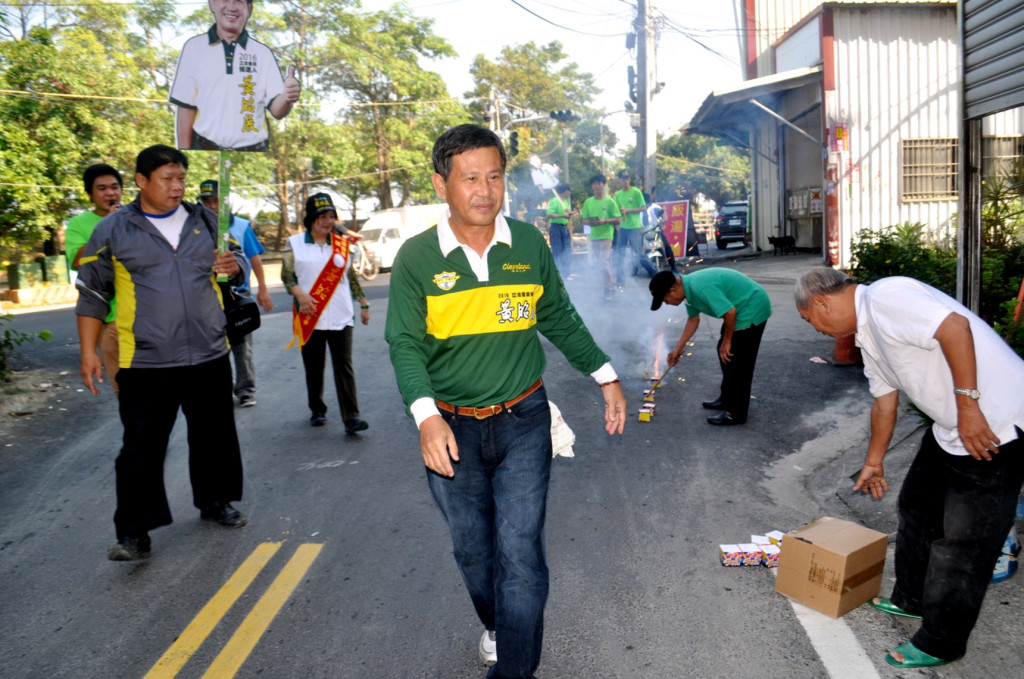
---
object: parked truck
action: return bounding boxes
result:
[356,204,448,271]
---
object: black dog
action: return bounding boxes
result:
[768,235,796,255]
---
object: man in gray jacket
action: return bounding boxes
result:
[76,144,249,561]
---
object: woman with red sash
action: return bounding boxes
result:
[282,193,370,431]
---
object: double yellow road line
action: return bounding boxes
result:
[144,542,322,679]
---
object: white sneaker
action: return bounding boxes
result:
[478,629,497,666]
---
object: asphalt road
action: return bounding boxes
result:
[2,252,1022,678]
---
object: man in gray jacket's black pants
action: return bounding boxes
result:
[75,144,249,561]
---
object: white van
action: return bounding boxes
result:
[358,204,448,270]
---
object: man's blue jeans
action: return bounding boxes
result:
[427,386,552,679]
[617,227,657,279]
[548,223,571,277]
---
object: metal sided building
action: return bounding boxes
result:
[684,0,1024,268]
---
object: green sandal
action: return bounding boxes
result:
[870,597,922,619]
[884,642,954,669]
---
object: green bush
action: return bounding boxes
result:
[848,221,957,292]
[848,181,1024,360]
[0,314,52,380]
[994,298,1024,359]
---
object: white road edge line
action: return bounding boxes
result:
[771,569,882,678]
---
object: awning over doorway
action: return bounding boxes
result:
[682,65,823,138]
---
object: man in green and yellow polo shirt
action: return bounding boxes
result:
[386,124,626,678]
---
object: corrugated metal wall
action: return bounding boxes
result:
[747,1,956,77]
[741,0,1021,267]
[749,0,824,76]
[963,0,1024,119]
[831,5,960,262]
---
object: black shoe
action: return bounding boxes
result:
[344,418,368,434]
[107,534,151,561]
[707,412,746,426]
[310,412,326,427]
[200,502,248,527]
[238,395,256,407]
[701,398,724,410]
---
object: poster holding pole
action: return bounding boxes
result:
[216,151,231,282]
[659,200,691,258]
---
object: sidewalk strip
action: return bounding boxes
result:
[201,543,324,679]
[771,570,881,679]
[143,541,282,679]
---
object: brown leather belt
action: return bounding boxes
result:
[436,379,543,420]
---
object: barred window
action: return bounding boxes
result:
[901,136,1024,203]
[983,136,1024,178]
[901,138,957,202]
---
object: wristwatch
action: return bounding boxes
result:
[953,387,981,400]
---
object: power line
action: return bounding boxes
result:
[0,88,470,111]
[506,0,627,38]
[0,88,164,104]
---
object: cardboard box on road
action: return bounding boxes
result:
[775,517,887,618]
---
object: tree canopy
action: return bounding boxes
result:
[0,2,673,262]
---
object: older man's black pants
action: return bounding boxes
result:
[113,355,243,538]
[716,320,766,420]
[890,427,1024,660]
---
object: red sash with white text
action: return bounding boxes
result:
[289,234,350,348]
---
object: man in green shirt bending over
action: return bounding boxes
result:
[386,124,627,679]
[649,268,772,426]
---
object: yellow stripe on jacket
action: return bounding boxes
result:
[113,257,136,368]
[425,284,544,340]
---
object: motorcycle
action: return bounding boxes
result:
[350,239,380,281]
[641,204,674,273]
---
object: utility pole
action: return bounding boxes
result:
[635,0,656,193]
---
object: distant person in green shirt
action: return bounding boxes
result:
[545,182,576,277]
[613,169,657,280]
[65,163,123,396]
[580,173,621,299]
[649,268,772,425]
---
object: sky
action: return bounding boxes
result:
[360,0,746,148]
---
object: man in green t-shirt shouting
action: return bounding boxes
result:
[650,268,772,425]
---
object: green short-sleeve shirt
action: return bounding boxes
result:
[581,196,620,241]
[681,268,772,329]
[614,186,646,230]
[546,195,570,225]
[66,211,116,323]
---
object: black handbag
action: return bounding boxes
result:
[219,282,261,345]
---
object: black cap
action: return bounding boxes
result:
[198,179,218,198]
[616,169,630,179]
[649,271,678,310]
[303,192,337,229]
